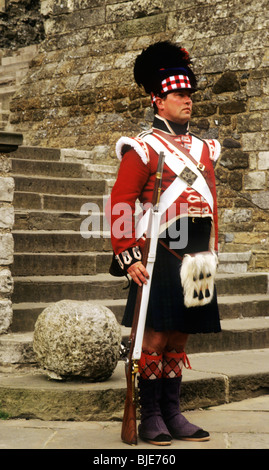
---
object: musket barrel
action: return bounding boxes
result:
[131,151,165,360]
[121,150,165,445]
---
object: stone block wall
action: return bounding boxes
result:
[0,161,14,334]
[0,0,45,128]
[0,132,22,333]
[2,0,269,270]
[0,45,38,129]
[0,0,45,49]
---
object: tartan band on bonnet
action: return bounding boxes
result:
[151,74,191,103]
[162,74,191,92]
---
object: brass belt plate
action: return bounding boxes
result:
[179,166,198,186]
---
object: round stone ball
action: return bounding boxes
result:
[33,300,122,381]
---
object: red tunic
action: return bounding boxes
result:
[107,130,220,260]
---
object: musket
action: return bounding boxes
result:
[121,151,165,446]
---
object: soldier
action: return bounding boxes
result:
[108,41,221,446]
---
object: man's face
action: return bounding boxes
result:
[156,90,193,125]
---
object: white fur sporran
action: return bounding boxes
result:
[180,251,218,308]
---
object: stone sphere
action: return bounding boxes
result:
[33,300,122,381]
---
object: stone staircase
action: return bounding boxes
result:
[0,45,38,130]
[0,145,268,421]
[9,146,123,333]
[8,145,269,348]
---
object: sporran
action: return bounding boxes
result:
[180,251,218,308]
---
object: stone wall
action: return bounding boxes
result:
[0,132,22,333]
[4,0,269,270]
[0,45,38,129]
[0,0,45,49]
[0,0,45,128]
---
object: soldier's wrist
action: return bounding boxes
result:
[115,246,142,274]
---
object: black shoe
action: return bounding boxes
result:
[178,429,210,442]
[139,431,172,446]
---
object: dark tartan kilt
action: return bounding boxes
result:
[122,217,221,334]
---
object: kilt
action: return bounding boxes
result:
[122,217,221,334]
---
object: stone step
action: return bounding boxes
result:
[11,300,126,333]
[12,158,89,179]
[12,230,112,253]
[13,209,107,231]
[0,130,23,149]
[0,85,17,96]
[218,293,269,319]
[0,56,34,72]
[9,146,61,161]
[11,301,127,333]
[14,192,105,211]
[11,302,54,333]
[12,274,129,304]
[11,272,269,307]
[187,317,269,353]
[10,292,269,335]
[0,74,16,87]
[5,315,269,362]
[11,232,269,288]
[217,252,252,274]
[0,345,268,421]
[10,246,269,304]
[215,272,268,296]
[12,251,112,276]
[120,318,269,354]
[12,175,108,196]
[9,148,118,181]
[11,266,268,292]
[99,294,269,323]
[82,163,117,182]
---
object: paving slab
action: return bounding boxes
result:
[0,396,268,450]
[185,348,269,376]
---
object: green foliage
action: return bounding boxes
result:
[0,406,9,420]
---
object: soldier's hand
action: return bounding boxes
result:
[127,261,149,287]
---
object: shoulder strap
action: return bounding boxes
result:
[135,130,215,240]
[153,129,205,172]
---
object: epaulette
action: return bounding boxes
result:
[203,138,221,162]
[115,130,153,165]
[190,132,221,162]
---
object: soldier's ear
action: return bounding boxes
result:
[155,96,166,112]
